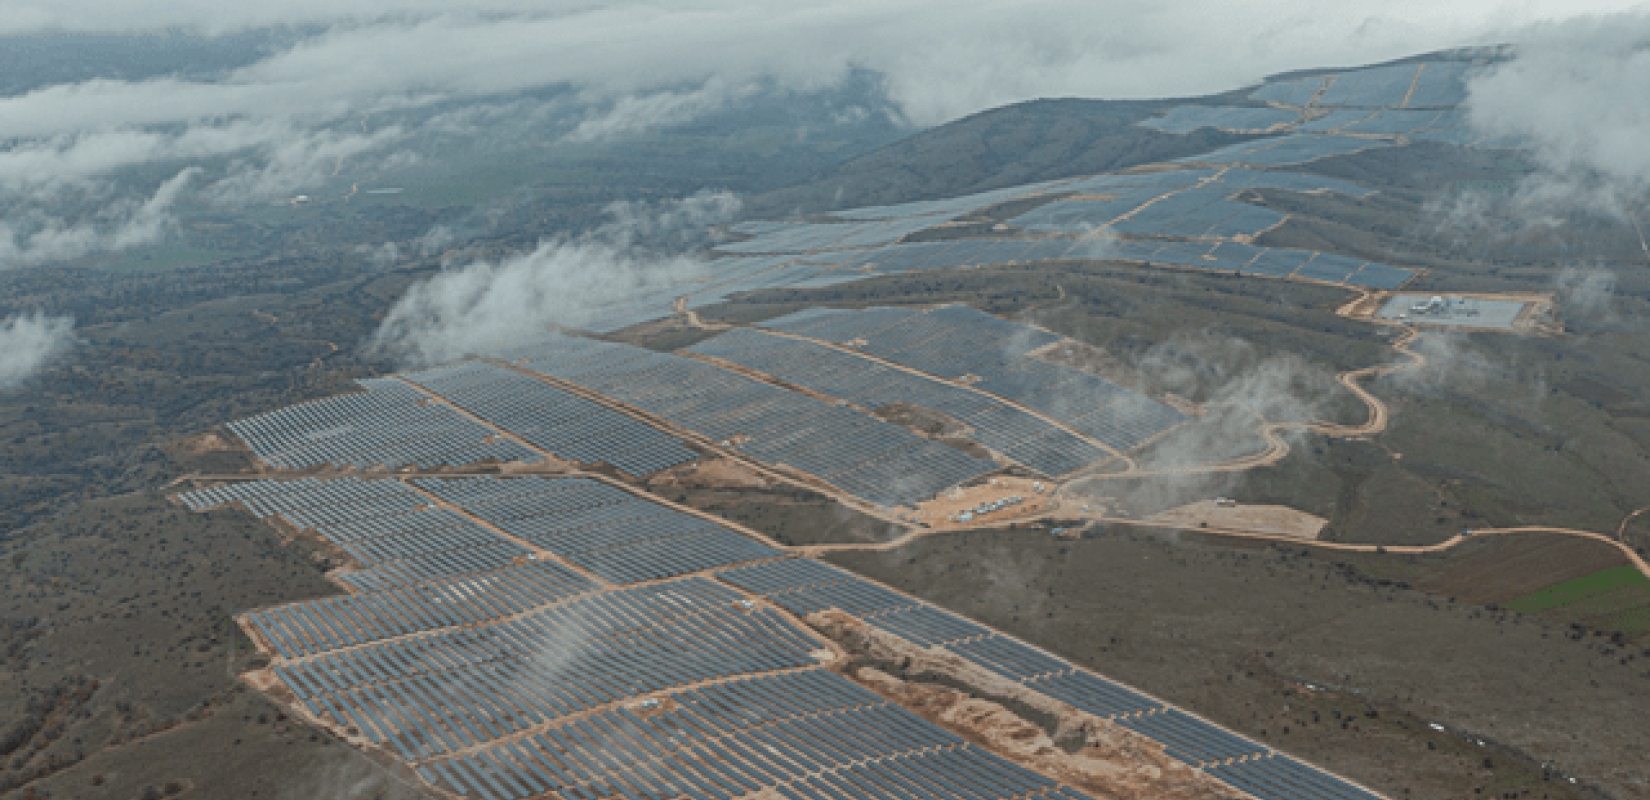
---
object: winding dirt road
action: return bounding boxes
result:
[798,327,1650,583]
[1617,507,1650,542]
[801,505,1650,582]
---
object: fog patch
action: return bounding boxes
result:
[355,242,401,269]
[565,80,750,143]
[369,239,708,367]
[369,192,739,368]
[0,167,196,266]
[1440,13,1650,253]
[1381,330,1548,416]
[1066,332,1348,514]
[0,312,76,391]
[1555,266,1625,330]
[596,189,742,250]
[416,226,456,257]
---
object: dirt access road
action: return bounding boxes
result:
[797,327,1650,582]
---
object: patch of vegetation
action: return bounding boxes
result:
[1507,565,1650,635]
[103,247,253,274]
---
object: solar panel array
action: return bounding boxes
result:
[835,238,1086,274]
[227,378,543,470]
[279,576,816,761]
[401,360,697,477]
[1317,63,1424,108]
[757,305,1187,452]
[421,668,1085,800]
[1110,187,1287,238]
[1208,754,1388,800]
[1249,60,1478,109]
[720,215,953,256]
[507,62,1479,335]
[1133,61,1505,170]
[1139,105,1300,134]
[713,558,1291,770]
[821,181,1069,222]
[179,476,1104,800]
[411,476,783,584]
[1096,240,1414,289]
[689,327,1114,476]
[186,478,535,592]
[183,468,1392,800]
[493,334,999,509]
[1011,169,1375,238]
[1175,134,1393,166]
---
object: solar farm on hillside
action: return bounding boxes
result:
[172,55,1529,800]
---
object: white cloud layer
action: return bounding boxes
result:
[0,312,75,391]
[369,191,738,367]
[368,240,708,367]
[7,2,1647,136]
[3,2,1648,266]
[1466,11,1650,218]
[0,168,197,265]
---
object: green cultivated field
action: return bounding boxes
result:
[1508,565,1650,635]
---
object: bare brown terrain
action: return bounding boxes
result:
[1148,500,1328,539]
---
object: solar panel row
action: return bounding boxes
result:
[227,378,543,470]
[501,334,998,508]
[1138,105,1301,134]
[689,328,1113,476]
[411,476,782,584]
[402,360,697,476]
[190,469,1384,800]
[758,305,1187,452]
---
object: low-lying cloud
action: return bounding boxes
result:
[2,3,1644,267]
[1064,332,1350,514]
[0,312,76,391]
[1,167,196,266]
[368,191,738,367]
[1134,332,1345,468]
[368,239,709,367]
[1461,12,1650,225]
